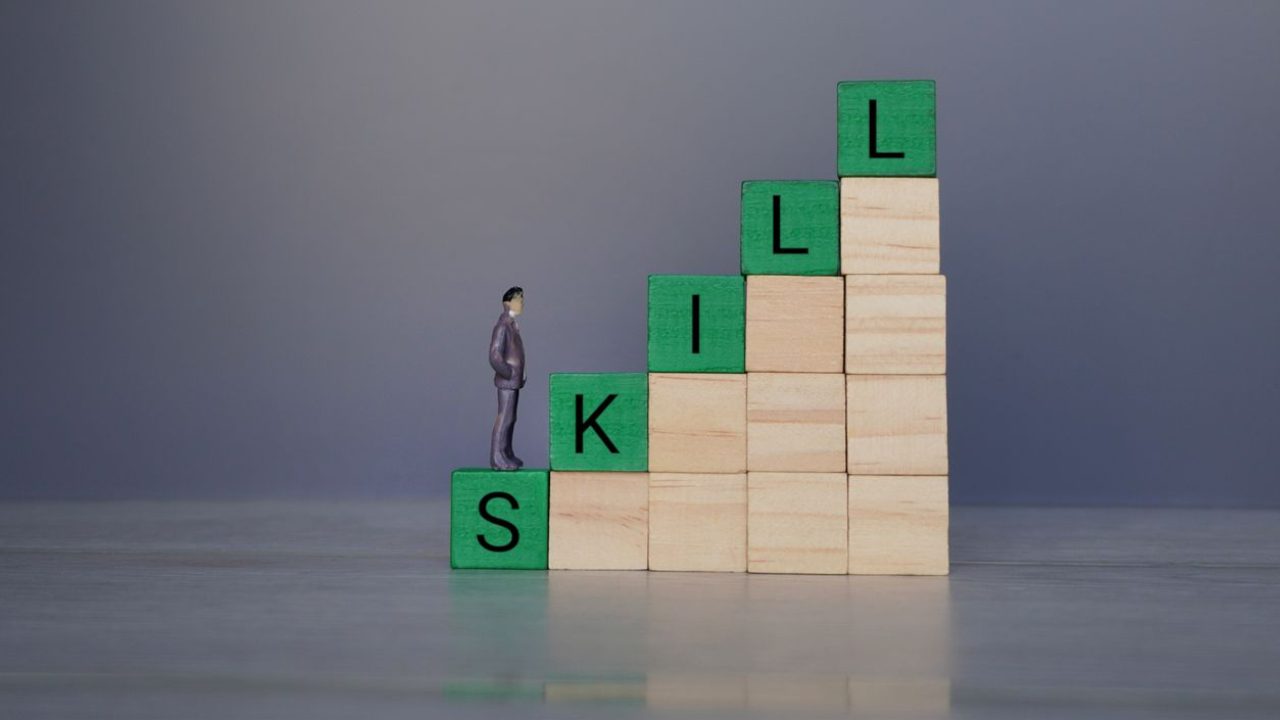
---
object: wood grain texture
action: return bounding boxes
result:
[840,178,940,275]
[747,373,846,472]
[740,180,839,276]
[548,472,648,570]
[649,373,746,473]
[837,80,936,177]
[848,475,949,575]
[846,375,948,475]
[745,275,844,373]
[450,468,548,569]
[649,472,747,572]
[648,275,744,373]
[747,472,848,575]
[845,274,946,374]
[549,373,648,471]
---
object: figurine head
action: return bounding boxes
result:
[502,286,524,316]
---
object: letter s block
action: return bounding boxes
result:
[549,373,648,471]
[450,468,549,569]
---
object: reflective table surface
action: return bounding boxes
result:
[2,502,1278,718]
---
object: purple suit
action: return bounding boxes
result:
[489,311,525,469]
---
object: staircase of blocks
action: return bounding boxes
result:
[451,80,947,575]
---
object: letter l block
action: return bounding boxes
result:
[549,373,648,471]
[837,80,936,177]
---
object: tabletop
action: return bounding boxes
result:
[2,502,1278,719]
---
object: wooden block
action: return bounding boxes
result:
[740,180,839,275]
[648,373,746,473]
[747,675,850,712]
[840,177,940,275]
[648,275,744,373]
[847,375,948,475]
[747,472,848,574]
[747,373,846,472]
[646,673,747,710]
[848,677,951,718]
[450,468,548,569]
[745,276,844,373]
[649,473,747,572]
[837,80,936,177]
[847,475,949,575]
[548,472,648,570]
[845,275,945,374]
[549,373,647,471]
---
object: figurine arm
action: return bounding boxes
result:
[489,322,514,379]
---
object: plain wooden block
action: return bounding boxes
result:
[846,375,948,475]
[548,472,648,570]
[747,373,846,472]
[845,275,945,374]
[840,178,940,275]
[450,468,548,569]
[740,180,839,276]
[837,80,936,177]
[847,475,949,575]
[648,373,746,473]
[848,677,951,718]
[747,675,850,712]
[747,473,848,574]
[745,276,844,373]
[646,673,747,710]
[649,473,747,572]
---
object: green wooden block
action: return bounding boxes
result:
[740,180,839,275]
[648,275,744,373]
[837,80,936,177]
[549,373,647,471]
[450,468,548,569]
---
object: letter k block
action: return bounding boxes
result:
[549,373,648,471]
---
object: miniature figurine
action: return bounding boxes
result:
[489,286,526,470]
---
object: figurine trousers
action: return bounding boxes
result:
[490,388,521,469]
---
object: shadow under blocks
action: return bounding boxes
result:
[452,80,947,575]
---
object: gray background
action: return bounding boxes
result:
[3,1,1278,505]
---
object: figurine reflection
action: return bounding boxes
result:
[489,287,526,470]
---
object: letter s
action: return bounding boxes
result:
[477,491,520,552]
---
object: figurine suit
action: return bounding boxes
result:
[489,310,525,469]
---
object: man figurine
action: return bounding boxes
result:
[489,287,526,470]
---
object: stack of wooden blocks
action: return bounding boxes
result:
[452,80,947,575]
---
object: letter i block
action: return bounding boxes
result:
[740,181,838,275]
[549,373,648,471]
[648,275,744,373]
[837,80,936,177]
[450,468,549,569]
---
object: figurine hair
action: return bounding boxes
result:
[502,286,524,303]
